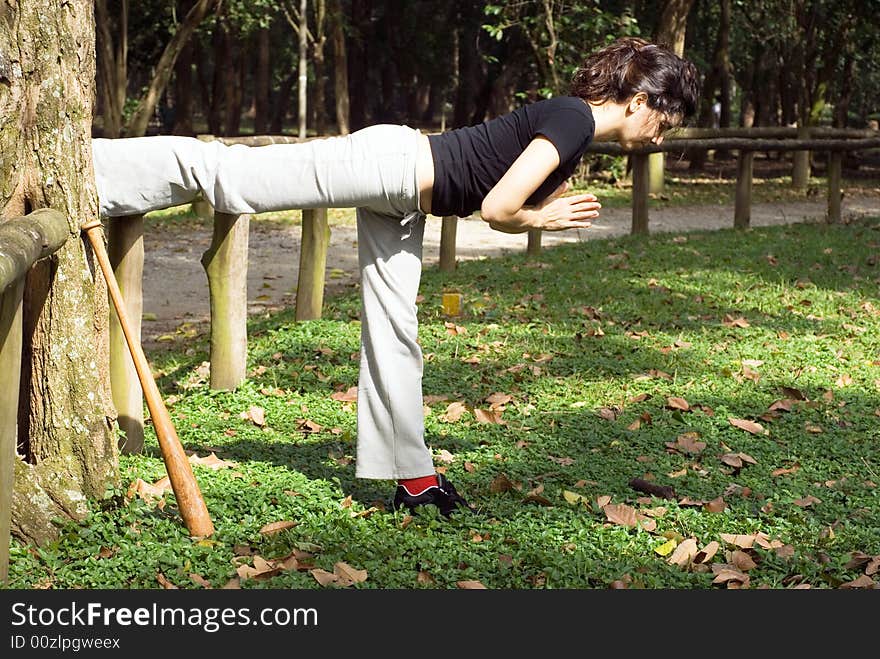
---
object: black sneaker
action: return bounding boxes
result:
[393,474,474,516]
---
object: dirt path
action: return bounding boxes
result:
[140,193,880,350]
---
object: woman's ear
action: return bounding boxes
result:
[628,91,649,114]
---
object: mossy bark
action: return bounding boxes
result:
[0,1,119,546]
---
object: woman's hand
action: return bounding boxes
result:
[535,181,601,231]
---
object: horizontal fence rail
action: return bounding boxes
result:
[0,208,69,584]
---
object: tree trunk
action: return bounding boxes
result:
[126,0,217,137]
[330,0,350,135]
[347,0,369,130]
[253,26,271,135]
[298,0,309,138]
[0,0,119,546]
[172,0,196,135]
[651,0,696,192]
[310,0,328,135]
[223,31,244,137]
[208,14,227,135]
[94,0,128,138]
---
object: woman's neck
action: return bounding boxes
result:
[587,100,626,142]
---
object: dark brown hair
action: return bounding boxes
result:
[570,37,700,121]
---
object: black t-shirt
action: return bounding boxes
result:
[427,96,595,218]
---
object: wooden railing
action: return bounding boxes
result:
[0,209,69,583]
[102,128,879,457]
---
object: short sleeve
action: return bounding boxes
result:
[532,98,595,165]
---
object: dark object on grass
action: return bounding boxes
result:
[628,478,676,500]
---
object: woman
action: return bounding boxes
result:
[93,36,700,517]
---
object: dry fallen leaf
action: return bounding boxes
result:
[666,396,691,411]
[330,386,358,402]
[440,401,468,422]
[156,573,179,589]
[457,580,487,589]
[189,452,237,470]
[667,538,699,567]
[728,418,768,435]
[259,520,297,535]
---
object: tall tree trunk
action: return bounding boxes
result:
[651,0,696,193]
[126,0,217,137]
[330,0,349,135]
[311,0,328,136]
[253,26,271,135]
[347,0,369,130]
[298,0,308,138]
[0,0,118,546]
[208,15,227,135]
[223,29,244,137]
[94,0,128,138]
[172,0,196,135]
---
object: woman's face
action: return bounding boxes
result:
[619,94,680,148]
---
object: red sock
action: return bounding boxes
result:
[399,475,438,495]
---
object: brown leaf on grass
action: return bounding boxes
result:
[839,575,878,589]
[485,392,513,409]
[711,564,750,586]
[189,452,237,470]
[457,580,487,589]
[804,422,823,433]
[771,463,801,477]
[525,483,553,506]
[731,550,758,571]
[473,408,505,424]
[768,399,796,413]
[603,503,642,527]
[694,541,720,565]
[598,407,618,421]
[126,477,172,507]
[310,569,338,586]
[222,577,242,589]
[729,418,768,435]
[722,314,750,328]
[297,419,323,434]
[440,401,468,422]
[189,573,213,589]
[667,538,699,567]
[666,396,690,411]
[720,533,757,549]
[793,495,822,507]
[665,432,706,455]
[435,449,455,464]
[331,386,358,402]
[156,573,179,589]
[704,497,727,513]
[490,473,517,493]
[334,562,368,586]
[259,520,297,535]
[239,405,266,426]
[423,394,451,406]
[417,571,435,584]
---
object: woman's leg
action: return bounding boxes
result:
[92,125,421,218]
[354,208,435,480]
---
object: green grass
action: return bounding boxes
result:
[6,216,880,590]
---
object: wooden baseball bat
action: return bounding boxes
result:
[82,219,215,538]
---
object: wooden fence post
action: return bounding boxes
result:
[296,208,330,321]
[439,215,458,272]
[826,151,842,224]
[0,280,24,584]
[631,153,650,235]
[107,215,145,454]
[527,229,542,256]
[201,211,249,390]
[734,150,754,229]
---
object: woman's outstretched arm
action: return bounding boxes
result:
[479,136,601,234]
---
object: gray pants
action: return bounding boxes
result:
[93,125,435,479]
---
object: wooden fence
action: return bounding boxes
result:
[0,209,69,583]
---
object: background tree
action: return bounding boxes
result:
[0,0,118,546]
